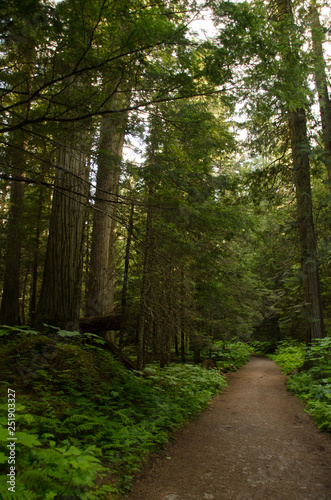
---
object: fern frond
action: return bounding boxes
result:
[20,469,54,490]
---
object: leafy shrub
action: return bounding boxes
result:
[270,337,331,432]
[210,340,250,371]
[268,339,305,374]
[285,337,331,431]
[249,340,275,356]
[304,336,331,371]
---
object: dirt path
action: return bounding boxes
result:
[125,356,331,500]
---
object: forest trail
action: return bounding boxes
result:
[125,356,331,500]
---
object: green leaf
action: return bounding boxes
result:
[0,403,26,412]
[1,325,38,335]
[15,431,41,447]
[44,493,57,500]
[21,413,35,425]
[57,330,80,337]
[0,426,9,441]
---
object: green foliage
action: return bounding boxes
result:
[209,341,251,371]
[271,337,331,432]
[249,340,276,356]
[268,339,305,375]
[0,326,228,497]
[0,437,104,499]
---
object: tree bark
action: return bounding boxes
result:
[35,132,90,330]
[0,18,36,325]
[85,105,128,317]
[29,185,44,323]
[0,132,25,325]
[289,109,325,343]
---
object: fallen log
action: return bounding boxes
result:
[79,315,136,371]
[79,314,121,333]
[104,338,137,371]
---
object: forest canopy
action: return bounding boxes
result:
[1,0,331,367]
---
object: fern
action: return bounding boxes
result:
[20,469,55,490]
[284,339,331,432]
[0,326,234,498]
[0,476,38,499]
[62,413,90,423]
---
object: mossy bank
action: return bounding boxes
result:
[0,326,250,499]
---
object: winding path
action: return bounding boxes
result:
[126,356,331,500]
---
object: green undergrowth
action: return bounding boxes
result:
[201,340,250,372]
[0,326,241,499]
[268,339,305,374]
[270,338,331,432]
[249,340,276,356]
[207,340,250,370]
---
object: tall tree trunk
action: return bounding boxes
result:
[137,203,154,371]
[35,132,90,330]
[0,20,35,325]
[0,132,25,325]
[159,270,172,368]
[119,203,134,346]
[309,0,331,183]
[275,0,325,343]
[29,185,44,323]
[85,107,128,317]
[289,109,325,343]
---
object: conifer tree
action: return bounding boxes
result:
[309,0,331,183]
[211,0,325,343]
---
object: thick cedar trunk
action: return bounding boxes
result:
[289,109,325,343]
[0,132,25,325]
[310,0,331,183]
[35,135,90,330]
[85,109,127,317]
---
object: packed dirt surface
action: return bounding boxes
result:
[125,355,331,500]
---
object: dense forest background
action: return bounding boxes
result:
[1,1,331,498]
[1,0,331,367]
